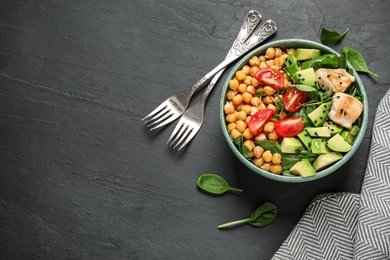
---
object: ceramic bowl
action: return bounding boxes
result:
[219,39,368,183]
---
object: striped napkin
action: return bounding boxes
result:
[273,89,390,260]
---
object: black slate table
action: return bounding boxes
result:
[1,1,389,259]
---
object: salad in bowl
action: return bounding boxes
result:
[220,39,368,182]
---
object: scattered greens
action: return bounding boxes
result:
[340,46,378,76]
[197,174,243,194]
[218,202,277,229]
[320,26,349,45]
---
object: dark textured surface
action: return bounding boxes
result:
[1,0,389,259]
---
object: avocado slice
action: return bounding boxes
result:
[324,121,343,135]
[327,134,352,152]
[306,127,331,138]
[292,68,318,87]
[311,138,331,154]
[294,48,321,60]
[290,159,316,177]
[341,130,355,144]
[281,137,303,154]
[284,54,300,76]
[313,152,343,171]
[297,130,312,151]
[308,102,332,127]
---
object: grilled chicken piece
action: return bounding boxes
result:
[328,93,363,129]
[316,69,355,93]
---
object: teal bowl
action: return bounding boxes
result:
[219,39,368,183]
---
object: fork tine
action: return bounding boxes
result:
[143,106,170,125]
[177,127,198,151]
[142,101,169,121]
[148,112,178,130]
[173,126,193,149]
[168,123,187,146]
[167,120,184,144]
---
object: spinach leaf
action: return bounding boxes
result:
[340,46,378,76]
[197,174,243,194]
[320,26,348,45]
[301,54,339,70]
[233,137,249,159]
[294,84,318,93]
[255,140,281,154]
[218,201,277,229]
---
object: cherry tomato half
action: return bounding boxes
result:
[274,116,304,137]
[283,87,308,113]
[254,68,285,90]
[248,109,274,136]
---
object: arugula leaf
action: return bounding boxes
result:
[320,26,348,45]
[340,46,378,76]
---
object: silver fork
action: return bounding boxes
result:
[142,11,275,130]
[167,20,278,150]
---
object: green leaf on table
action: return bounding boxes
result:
[218,201,277,229]
[197,174,243,195]
[320,26,348,45]
[340,46,378,76]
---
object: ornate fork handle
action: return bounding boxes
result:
[198,20,277,101]
[188,19,277,95]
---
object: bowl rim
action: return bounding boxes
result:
[219,39,368,183]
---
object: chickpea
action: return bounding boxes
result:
[249,56,260,67]
[241,104,251,115]
[272,153,282,165]
[275,48,283,58]
[246,85,256,95]
[235,110,247,121]
[249,66,259,77]
[238,83,247,93]
[227,122,236,132]
[264,121,274,133]
[236,120,247,132]
[265,47,275,59]
[224,102,235,115]
[251,96,261,107]
[229,78,239,90]
[242,92,253,103]
[245,116,252,125]
[231,129,241,140]
[244,140,255,152]
[268,130,279,141]
[259,61,268,69]
[251,77,260,87]
[286,48,296,55]
[235,70,246,81]
[266,59,275,67]
[262,150,273,163]
[250,106,259,115]
[242,128,253,140]
[254,157,264,167]
[226,90,236,101]
[226,114,236,123]
[259,102,267,110]
[264,86,276,96]
[271,164,283,175]
[259,55,266,62]
[255,133,267,142]
[253,146,264,158]
[244,76,252,85]
[267,104,277,114]
[263,96,274,105]
[261,162,272,172]
[232,94,243,105]
[274,57,284,68]
[242,65,250,75]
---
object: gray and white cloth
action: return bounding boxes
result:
[273,89,390,260]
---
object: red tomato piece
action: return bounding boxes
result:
[248,109,274,136]
[254,68,285,90]
[283,87,308,112]
[274,116,304,137]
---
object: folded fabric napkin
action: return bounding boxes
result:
[273,89,390,260]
